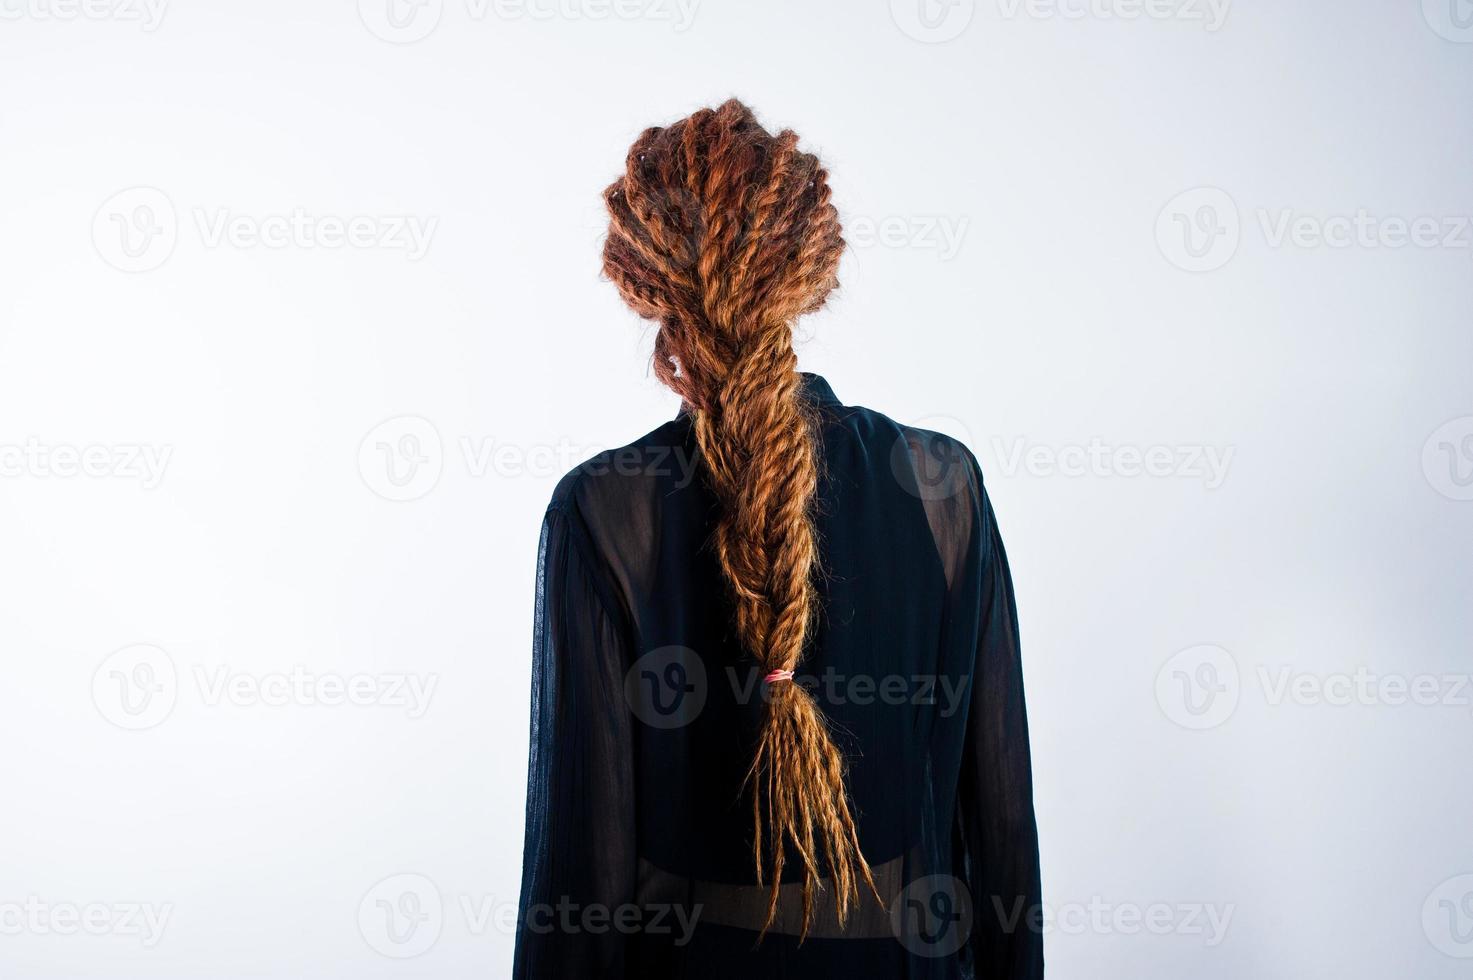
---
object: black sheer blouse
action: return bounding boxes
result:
[516,374,1043,979]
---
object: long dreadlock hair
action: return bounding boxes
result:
[600,98,878,938]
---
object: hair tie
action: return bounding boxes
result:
[763,668,794,684]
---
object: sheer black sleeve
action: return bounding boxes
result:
[514,500,636,979]
[956,478,1044,978]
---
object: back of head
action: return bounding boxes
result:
[601,99,875,938]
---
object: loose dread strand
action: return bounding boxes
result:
[601,99,878,938]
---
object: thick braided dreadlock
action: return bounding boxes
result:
[601,99,878,939]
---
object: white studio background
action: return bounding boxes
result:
[1,1,1470,977]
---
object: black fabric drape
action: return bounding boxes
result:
[515,374,1042,979]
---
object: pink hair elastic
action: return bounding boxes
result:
[764,669,795,684]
